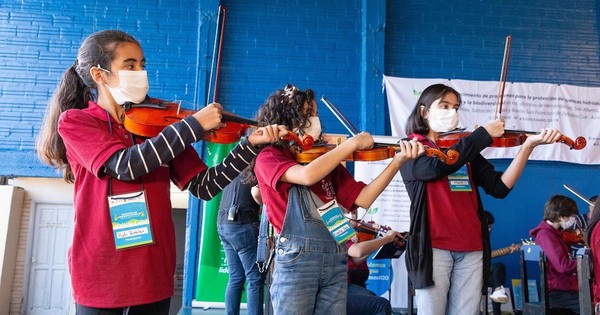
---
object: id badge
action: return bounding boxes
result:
[448,164,472,192]
[108,191,154,250]
[317,199,356,244]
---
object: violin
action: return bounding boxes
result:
[123,99,257,144]
[291,141,459,164]
[317,97,460,164]
[436,129,586,150]
[123,99,314,150]
[348,218,407,248]
[492,130,586,150]
[562,228,586,246]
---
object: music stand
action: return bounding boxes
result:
[372,241,405,260]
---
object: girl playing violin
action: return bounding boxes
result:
[530,195,580,313]
[400,83,562,315]
[242,84,424,314]
[36,30,286,314]
[346,214,401,315]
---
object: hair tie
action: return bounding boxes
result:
[283,84,299,102]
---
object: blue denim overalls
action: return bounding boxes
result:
[270,185,348,315]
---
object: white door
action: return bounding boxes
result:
[26,204,74,315]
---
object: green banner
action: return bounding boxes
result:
[194,141,247,306]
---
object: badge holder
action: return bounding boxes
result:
[317,199,356,244]
[107,180,154,250]
[448,164,473,192]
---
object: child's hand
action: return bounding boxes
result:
[393,138,425,164]
[483,118,505,138]
[247,124,289,146]
[193,103,223,131]
[351,132,374,151]
[524,128,562,148]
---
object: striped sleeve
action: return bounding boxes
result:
[103,116,204,180]
[185,138,260,200]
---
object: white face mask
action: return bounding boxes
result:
[560,216,576,230]
[99,66,149,105]
[294,116,322,142]
[428,106,458,132]
[303,116,322,141]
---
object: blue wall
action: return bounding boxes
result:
[1,0,599,307]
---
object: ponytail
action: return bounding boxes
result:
[37,63,91,182]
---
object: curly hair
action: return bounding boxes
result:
[241,84,315,186]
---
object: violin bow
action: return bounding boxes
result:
[207,5,226,104]
[563,184,595,207]
[320,96,360,136]
[495,35,512,120]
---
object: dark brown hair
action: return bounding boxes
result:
[404,83,461,136]
[543,195,578,222]
[36,30,140,182]
[241,84,314,186]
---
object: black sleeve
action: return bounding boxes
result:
[471,154,511,198]
[185,138,260,200]
[103,116,204,180]
[409,127,494,182]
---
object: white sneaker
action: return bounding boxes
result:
[489,286,509,304]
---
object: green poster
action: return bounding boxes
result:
[194,141,246,307]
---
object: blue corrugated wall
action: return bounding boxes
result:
[1,0,599,308]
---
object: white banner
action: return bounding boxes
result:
[383,76,599,165]
[354,159,410,309]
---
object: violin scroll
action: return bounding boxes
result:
[283,133,314,151]
[424,147,459,165]
[558,135,586,150]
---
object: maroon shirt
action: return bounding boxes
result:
[58,101,206,307]
[254,146,366,233]
[426,162,482,251]
[530,220,578,292]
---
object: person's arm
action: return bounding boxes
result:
[184,138,260,200]
[280,132,374,186]
[354,140,424,208]
[251,185,262,205]
[500,128,562,188]
[348,230,402,265]
[103,116,205,180]
[536,229,577,274]
[410,127,493,182]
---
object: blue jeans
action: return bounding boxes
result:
[218,221,265,315]
[415,248,483,315]
[270,236,348,315]
[346,283,392,315]
[269,185,348,315]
